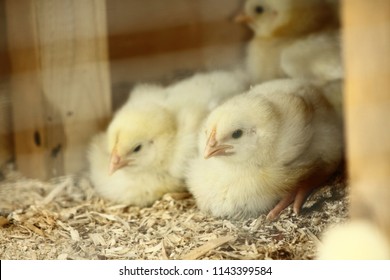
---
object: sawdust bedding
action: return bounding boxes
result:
[0,163,348,260]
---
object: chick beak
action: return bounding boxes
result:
[109,151,130,175]
[234,13,253,24]
[204,129,233,159]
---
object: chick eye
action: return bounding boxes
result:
[254,5,264,14]
[133,144,142,153]
[232,129,243,139]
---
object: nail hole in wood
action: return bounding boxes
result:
[34,131,41,147]
[51,144,62,158]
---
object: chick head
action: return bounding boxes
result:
[107,104,176,174]
[236,0,334,38]
[202,92,280,165]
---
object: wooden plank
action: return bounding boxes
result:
[0,0,13,168]
[106,0,250,109]
[343,0,390,239]
[5,0,111,179]
[0,83,12,168]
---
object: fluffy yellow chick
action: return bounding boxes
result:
[88,132,183,207]
[164,69,250,178]
[186,79,343,220]
[236,0,339,84]
[126,83,168,106]
[88,103,184,207]
[318,220,390,260]
[88,69,249,206]
[281,30,343,83]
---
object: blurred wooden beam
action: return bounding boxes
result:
[343,0,390,239]
[0,0,13,168]
[5,0,112,179]
[108,21,249,61]
[106,0,250,109]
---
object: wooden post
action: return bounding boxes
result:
[0,82,12,169]
[0,0,13,168]
[343,0,390,239]
[5,0,112,179]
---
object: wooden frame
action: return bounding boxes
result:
[343,0,390,240]
[5,0,112,179]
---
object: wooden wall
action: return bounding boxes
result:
[5,0,112,180]
[106,0,250,109]
[343,0,390,241]
[0,0,13,168]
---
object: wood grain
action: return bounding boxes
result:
[0,0,13,168]
[6,0,111,179]
[106,0,250,109]
[343,0,390,239]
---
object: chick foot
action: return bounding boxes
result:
[266,168,333,220]
[266,184,317,220]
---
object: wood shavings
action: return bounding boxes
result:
[161,240,169,260]
[88,233,107,246]
[163,192,193,201]
[0,166,349,260]
[40,179,70,205]
[70,229,81,241]
[0,216,9,227]
[181,235,236,260]
[57,253,68,260]
[90,212,119,221]
[24,223,45,237]
[305,228,321,244]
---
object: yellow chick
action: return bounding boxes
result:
[88,104,184,207]
[164,69,250,178]
[281,30,343,84]
[126,83,168,106]
[236,0,339,84]
[88,69,249,206]
[318,220,390,260]
[186,79,343,220]
[88,131,183,207]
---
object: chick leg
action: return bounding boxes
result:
[266,192,296,220]
[293,184,320,215]
[266,184,318,221]
[267,168,335,220]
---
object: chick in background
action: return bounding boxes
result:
[236,0,341,84]
[186,79,343,220]
[318,220,390,260]
[88,69,249,207]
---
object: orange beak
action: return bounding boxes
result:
[234,12,253,24]
[204,128,234,159]
[109,149,130,175]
